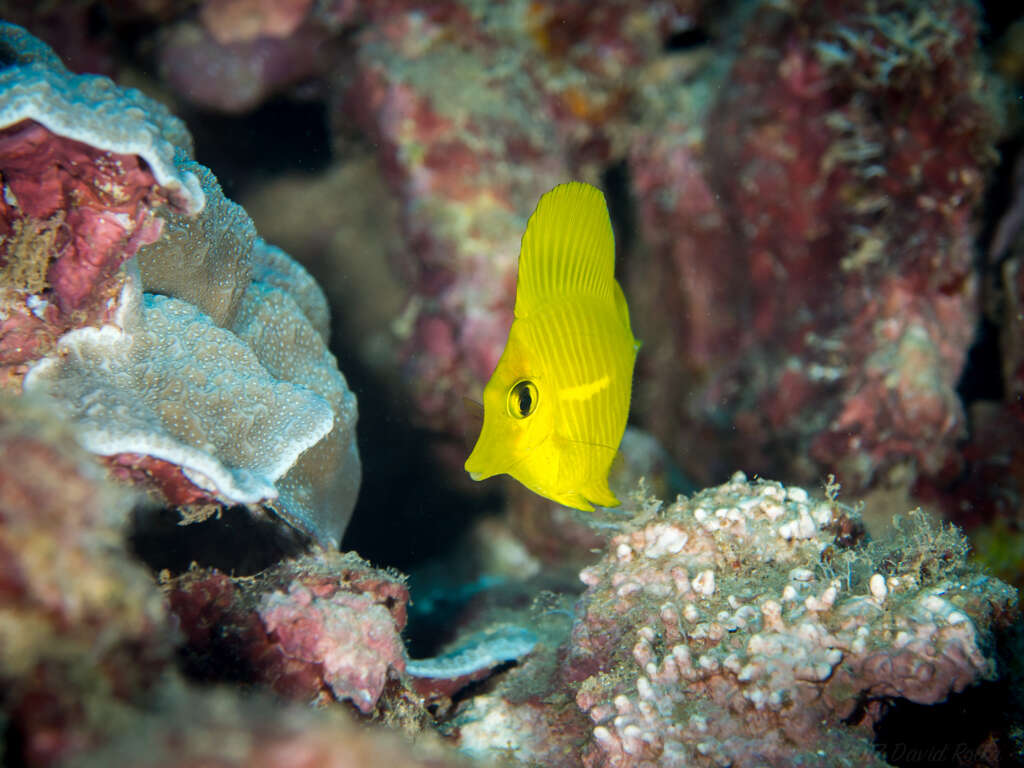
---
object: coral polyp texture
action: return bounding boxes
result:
[0,22,203,213]
[0,22,359,545]
[562,474,1017,767]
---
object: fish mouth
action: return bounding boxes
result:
[465,444,506,482]
[464,452,496,482]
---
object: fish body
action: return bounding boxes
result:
[464,181,638,511]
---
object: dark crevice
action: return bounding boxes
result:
[187,98,332,199]
[873,680,1011,767]
[602,159,636,267]
[129,505,308,576]
[956,317,1005,405]
[663,26,711,52]
[1,714,27,768]
[330,290,501,571]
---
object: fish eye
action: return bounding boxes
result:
[507,379,538,419]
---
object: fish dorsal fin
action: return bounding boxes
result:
[515,182,615,318]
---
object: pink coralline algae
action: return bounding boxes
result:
[0,122,167,317]
[562,474,1017,767]
[167,552,538,715]
[168,551,409,713]
[629,0,998,495]
[0,23,360,546]
[339,1,701,443]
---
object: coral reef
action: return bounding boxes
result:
[443,474,1019,767]
[4,398,1016,768]
[167,550,539,716]
[1,4,1023,767]
[562,474,1016,767]
[0,396,175,767]
[0,22,360,546]
[14,0,1008,521]
[631,0,998,496]
[0,401,474,768]
[72,685,472,768]
[2,0,1015,535]
[167,551,410,713]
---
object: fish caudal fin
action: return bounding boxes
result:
[515,182,616,317]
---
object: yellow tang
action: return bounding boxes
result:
[464,181,639,511]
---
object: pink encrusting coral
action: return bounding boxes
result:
[0,120,170,387]
[562,474,1017,767]
[167,551,539,715]
[168,551,409,713]
[629,0,998,494]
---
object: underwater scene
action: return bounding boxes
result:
[1,0,1023,766]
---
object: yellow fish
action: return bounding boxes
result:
[464,181,639,511]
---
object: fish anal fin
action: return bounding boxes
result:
[556,491,595,512]
[515,182,615,317]
[585,481,620,509]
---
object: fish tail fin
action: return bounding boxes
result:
[613,280,632,334]
[515,181,616,316]
[613,279,640,353]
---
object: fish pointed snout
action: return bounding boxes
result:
[465,427,504,481]
[464,451,495,481]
